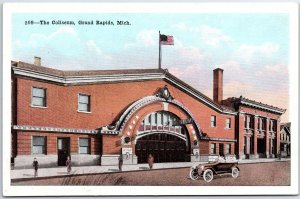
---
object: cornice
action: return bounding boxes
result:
[200,137,237,142]
[12,125,97,134]
[12,67,165,84]
[240,100,285,115]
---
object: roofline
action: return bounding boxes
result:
[12,66,166,84]
[240,100,285,115]
[12,62,239,115]
[232,97,286,115]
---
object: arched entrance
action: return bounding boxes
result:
[135,111,191,163]
[100,90,203,165]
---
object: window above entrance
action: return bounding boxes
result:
[138,111,185,135]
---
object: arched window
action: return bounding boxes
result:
[138,111,185,135]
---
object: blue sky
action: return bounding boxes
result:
[12,13,290,121]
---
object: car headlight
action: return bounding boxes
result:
[200,165,204,170]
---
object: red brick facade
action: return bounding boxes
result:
[16,132,101,155]
[11,61,285,168]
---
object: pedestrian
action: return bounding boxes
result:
[66,156,72,174]
[32,157,38,177]
[148,154,154,169]
[277,151,281,160]
[118,153,123,171]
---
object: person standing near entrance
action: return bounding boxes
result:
[32,157,38,177]
[148,154,154,169]
[66,156,72,174]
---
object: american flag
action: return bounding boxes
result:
[160,34,174,45]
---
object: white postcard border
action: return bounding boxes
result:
[2,2,299,196]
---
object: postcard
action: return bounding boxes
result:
[2,2,299,196]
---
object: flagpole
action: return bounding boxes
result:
[158,31,161,69]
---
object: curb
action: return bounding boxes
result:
[238,159,290,164]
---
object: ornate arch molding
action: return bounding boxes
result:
[100,86,203,139]
[135,131,187,142]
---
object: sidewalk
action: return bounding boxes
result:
[11,158,290,181]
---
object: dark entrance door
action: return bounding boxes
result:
[257,138,266,157]
[57,138,70,166]
[219,143,224,156]
[135,133,189,163]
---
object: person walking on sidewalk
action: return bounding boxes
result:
[66,156,72,174]
[148,154,154,169]
[118,153,123,171]
[32,157,39,177]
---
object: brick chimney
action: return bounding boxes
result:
[213,68,223,104]
[34,56,41,66]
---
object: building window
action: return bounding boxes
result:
[262,118,266,131]
[244,116,247,128]
[210,115,216,127]
[138,111,183,134]
[250,136,254,154]
[269,120,272,131]
[272,120,277,132]
[249,116,254,129]
[79,138,90,154]
[32,136,46,154]
[226,144,231,154]
[157,112,162,126]
[244,115,253,129]
[78,94,91,112]
[225,118,231,129]
[32,87,46,107]
[284,144,287,151]
[210,143,216,154]
[270,139,275,154]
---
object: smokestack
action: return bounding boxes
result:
[213,68,223,104]
[34,56,41,66]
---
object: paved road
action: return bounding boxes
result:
[12,161,290,186]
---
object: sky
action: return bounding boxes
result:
[12,13,290,122]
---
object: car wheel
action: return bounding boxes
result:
[203,169,214,182]
[232,167,239,178]
[189,168,199,180]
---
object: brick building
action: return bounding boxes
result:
[11,57,285,168]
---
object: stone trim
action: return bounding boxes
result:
[200,137,237,142]
[13,125,97,134]
[13,67,165,85]
[105,95,204,140]
[100,130,119,135]
[119,96,163,133]
[240,112,280,120]
[135,131,187,142]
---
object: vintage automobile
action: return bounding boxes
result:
[189,156,240,182]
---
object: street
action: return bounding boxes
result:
[12,161,290,186]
